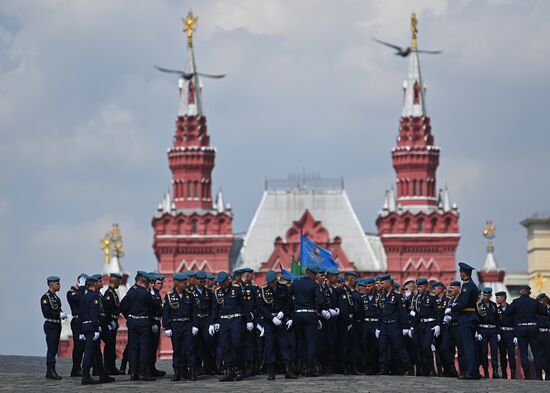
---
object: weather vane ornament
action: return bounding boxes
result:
[183,10,198,47]
[100,224,125,265]
[411,12,418,49]
[483,220,496,253]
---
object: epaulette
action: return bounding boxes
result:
[233,283,240,287]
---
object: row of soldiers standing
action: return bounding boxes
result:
[41,261,550,384]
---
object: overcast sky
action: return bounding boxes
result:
[1,0,549,355]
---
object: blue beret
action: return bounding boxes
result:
[241,267,254,273]
[86,275,98,283]
[482,287,492,294]
[156,273,165,281]
[318,268,327,274]
[79,273,89,280]
[364,277,375,285]
[233,268,243,275]
[393,282,401,289]
[537,293,547,300]
[196,270,207,279]
[375,275,382,282]
[173,272,187,281]
[357,278,367,287]
[266,270,277,283]
[338,276,345,283]
[206,273,215,280]
[345,271,358,277]
[379,274,391,282]
[92,274,103,281]
[326,268,339,276]
[416,277,428,286]
[186,271,197,278]
[449,280,461,287]
[215,271,229,283]
[458,262,475,272]
[137,270,147,278]
[281,271,294,281]
[306,264,319,274]
[495,291,506,297]
[432,281,444,288]
[520,284,531,291]
[47,276,60,283]
[110,273,122,279]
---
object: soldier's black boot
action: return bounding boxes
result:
[70,365,82,377]
[234,366,244,381]
[181,365,190,380]
[545,368,550,380]
[351,363,360,375]
[140,365,156,381]
[99,373,115,383]
[510,368,516,379]
[46,364,61,380]
[267,363,276,380]
[171,368,181,381]
[119,359,127,375]
[482,366,489,378]
[219,367,235,382]
[51,364,63,379]
[215,360,224,375]
[523,368,531,380]
[536,368,543,380]
[242,361,251,378]
[492,368,500,379]
[500,367,507,380]
[307,366,320,378]
[82,370,100,385]
[190,366,197,381]
[284,362,297,379]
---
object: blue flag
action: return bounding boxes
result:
[299,234,338,270]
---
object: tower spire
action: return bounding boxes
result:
[411,12,418,50]
[179,10,203,117]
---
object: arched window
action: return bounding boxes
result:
[193,181,198,198]
[417,219,424,233]
[419,179,423,196]
[187,180,192,198]
[191,220,197,234]
[412,179,417,196]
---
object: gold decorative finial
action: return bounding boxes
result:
[100,224,124,265]
[182,10,198,47]
[411,12,418,49]
[483,220,496,253]
[533,272,548,294]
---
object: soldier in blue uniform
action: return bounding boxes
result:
[41,275,67,380]
[120,272,160,381]
[148,273,166,377]
[504,284,548,380]
[236,267,259,377]
[67,274,87,377]
[162,272,198,381]
[432,281,446,376]
[289,265,326,377]
[536,293,550,380]
[446,262,480,379]
[91,273,113,379]
[102,273,122,375]
[279,271,298,373]
[358,277,380,375]
[376,274,410,375]
[319,268,339,374]
[257,269,296,380]
[409,277,440,376]
[440,281,462,377]
[496,290,516,379]
[476,287,500,378]
[119,270,145,375]
[211,271,253,382]
[191,270,216,375]
[335,271,356,375]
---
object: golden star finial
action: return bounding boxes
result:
[411,12,418,49]
[182,10,198,47]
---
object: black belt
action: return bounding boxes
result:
[172,318,191,322]
[129,315,148,319]
[364,318,378,322]
[221,313,242,319]
[45,319,61,323]
[420,318,436,323]
[82,320,92,324]
[518,322,537,326]
[479,324,496,329]
[382,320,397,324]
[72,315,79,318]
[197,313,210,318]
[500,327,514,331]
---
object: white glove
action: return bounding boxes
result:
[317,320,323,330]
[93,332,100,341]
[246,322,254,331]
[334,308,340,316]
[98,326,102,333]
[151,325,159,334]
[432,325,441,338]
[408,328,414,339]
[497,334,501,342]
[276,311,284,320]
[60,311,67,321]
[78,276,86,286]
[79,334,85,341]
[257,324,265,337]
[444,308,451,315]
[321,310,331,320]
[286,320,293,330]
[375,329,380,339]
[107,324,113,331]
[476,332,483,342]
[402,329,410,336]
[409,310,416,317]
[347,324,353,332]
[329,308,337,317]
[110,320,117,330]
[443,315,452,323]
[513,337,518,346]
[214,323,220,332]
[431,344,436,352]
[208,325,215,336]
[165,329,173,337]
[192,327,199,336]
[272,317,282,326]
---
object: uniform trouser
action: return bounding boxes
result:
[449,324,466,374]
[127,319,151,370]
[323,319,336,366]
[149,326,160,369]
[439,325,456,374]
[516,325,542,373]
[220,317,244,367]
[82,330,104,374]
[101,327,117,371]
[378,322,409,367]
[171,322,195,369]
[362,322,379,372]
[539,331,550,372]
[70,318,84,369]
[44,322,61,365]
[243,324,258,363]
[195,317,214,368]
[286,326,296,361]
[295,312,319,367]
[458,321,479,377]
[479,327,499,370]
[415,322,436,375]
[264,321,290,364]
[499,330,516,373]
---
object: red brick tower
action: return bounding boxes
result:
[152,11,233,283]
[376,13,460,285]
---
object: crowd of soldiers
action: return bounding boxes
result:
[41,262,550,385]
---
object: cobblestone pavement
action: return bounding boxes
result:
[0,356,549,392]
